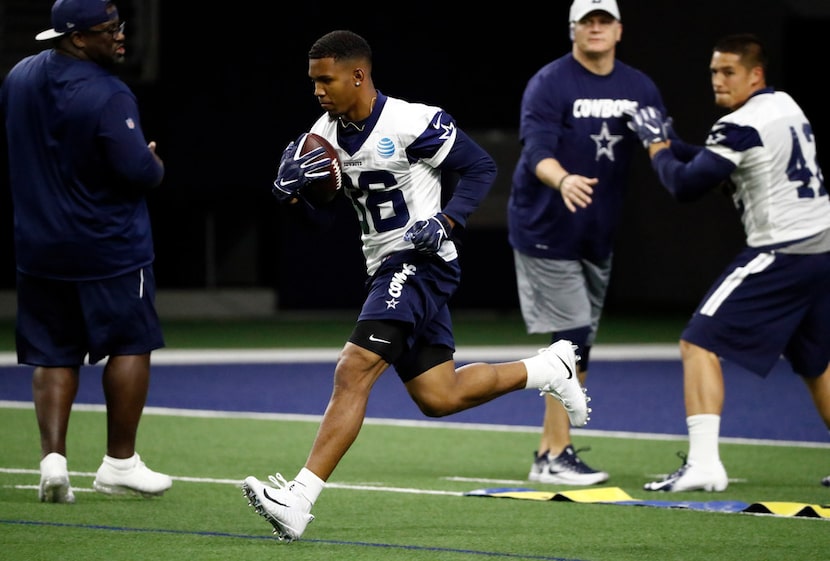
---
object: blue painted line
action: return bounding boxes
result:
[0,354,826,442]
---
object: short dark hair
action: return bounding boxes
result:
[308,30,372,62]
[713,33,768,74]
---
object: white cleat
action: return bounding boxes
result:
[39,453,76,504]
[242,473,314,542]
[92,453,172,497]
[644,454,728,492]
[537,340,591,427]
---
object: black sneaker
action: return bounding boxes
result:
[528,445,609,485]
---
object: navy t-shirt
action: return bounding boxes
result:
[508,53,665,262]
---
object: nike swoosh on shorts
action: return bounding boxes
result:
[368,334,391,344]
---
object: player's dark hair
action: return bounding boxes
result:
[713,33,768,74]
[309,30,372,63]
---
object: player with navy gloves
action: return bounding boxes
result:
[627,33,830,491]
[508,0,668,486]
[241,30,590,542]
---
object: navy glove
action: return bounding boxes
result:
[626,106,670,148]
[272,133,332,203]
[404,213,453,255]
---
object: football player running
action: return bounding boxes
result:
[240,30,590,541]
[627,33,830,492]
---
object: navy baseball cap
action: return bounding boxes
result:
[35,0,118,41]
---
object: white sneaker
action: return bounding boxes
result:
[529,446,610,485]
[242,473,314,542]
[39,453,76,504]
[644,454,728,492]
[93,453,172,497]
[536,340,590,427]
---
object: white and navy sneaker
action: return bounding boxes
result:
[528,446,609,485]
[39,453,76,504]
[242,473,314,542]
[644,453,728,492]
[821,475,829,487]
[536,340,590,427]
[93,453,172,497]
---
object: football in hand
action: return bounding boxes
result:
[300,133,343,206]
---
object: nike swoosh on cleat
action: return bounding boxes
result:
[557,356,574,379]
[368,334,391,344]
[262,488,290,507]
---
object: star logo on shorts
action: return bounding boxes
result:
[385,298,399,309]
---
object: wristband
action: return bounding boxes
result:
[558,173,572,190]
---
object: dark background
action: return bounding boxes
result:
[1,0,828,314]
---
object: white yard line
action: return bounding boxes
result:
[0,344,680,367]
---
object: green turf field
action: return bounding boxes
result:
[2,313,828,560]
[1,407,827,561]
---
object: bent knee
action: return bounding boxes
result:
[417,403,454,418]
[679,339,722,368]
[679,339,704,357]
[411,396,459,418]
[333,343,388,392]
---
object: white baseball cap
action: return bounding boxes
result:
[569,0,621,22]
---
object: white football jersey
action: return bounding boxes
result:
[310,96,458,275]
[705,90,830,247]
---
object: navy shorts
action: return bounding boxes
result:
[16,267,165,366]
[348,250,460,382]
[682,247,830,378]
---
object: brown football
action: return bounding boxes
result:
[300,133,343,206]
